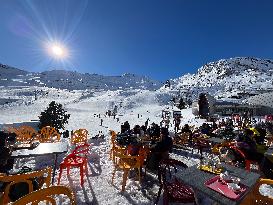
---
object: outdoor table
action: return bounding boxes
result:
[11,142,68,184]
[176,164,260,205]
[207,137,226,145]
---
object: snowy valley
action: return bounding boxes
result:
[0,57,272,204]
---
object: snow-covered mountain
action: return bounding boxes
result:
[2,57,273,102]
[0,64,160,90]
[170,57,273,99]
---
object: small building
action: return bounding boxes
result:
[213,101,260,116]
[192,92,273,117]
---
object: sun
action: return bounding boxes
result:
[46,42,68,59]
[51,45,64,57]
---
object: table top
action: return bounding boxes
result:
[11,142,68,158]
[176,164,260,205]
[207,137,226,144]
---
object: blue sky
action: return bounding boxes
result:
[0,0,273,81]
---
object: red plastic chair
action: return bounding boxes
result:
[229,146,260,171]
[72,143,91,157]
[156,159,196,205]
[58,143,90,186]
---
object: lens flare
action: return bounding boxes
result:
[46,42,68,59]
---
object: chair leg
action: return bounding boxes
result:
[58,167,63,185]
[112,167,116,184]
[110,148,113,160]
[80,165,84,186]
[85,161,88,175]
[138,168,141,183]
[155,184,163,205]
[245,160,251,171]
[121,170,129,192]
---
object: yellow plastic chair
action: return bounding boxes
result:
[9,126,38,144]
[174,132,190,146]
[38,126,60,143]
[211,141,233,154]
[0,167,52,204]
[109,130,126,162]
[109,130,117,159]
[111,146,148,191]
[12,185,76,205]
[71,128,88,145]
[240,178,273,205]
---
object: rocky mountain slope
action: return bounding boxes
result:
[170,57,273,99]
[0,64,160,90]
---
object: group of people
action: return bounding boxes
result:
[169,116,273,179]
[117,121,174,172]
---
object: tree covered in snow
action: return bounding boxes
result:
[38,101,70,131]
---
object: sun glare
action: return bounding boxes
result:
[52,45,63,56]
[46,42,68,59]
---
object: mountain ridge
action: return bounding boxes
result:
[170,57,273,99]
[1,57,273,98]
[0,63,160,90]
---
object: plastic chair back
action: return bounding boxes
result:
[71,129,88,144]
[12,185,76,205]
[15,126,38,143]
[0,167,52,204]
[39,126,60,142]
[72,143,91,157]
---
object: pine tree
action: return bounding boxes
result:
[177,98,186,110]
[38,101,70,131]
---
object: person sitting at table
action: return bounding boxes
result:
[253,124,266,145]
[0,131,16,173]
[181,124,192,133]
[132,124,143,136]
[200,123,210,135]
[146,127,173,171]
[121,121,130,133]
[218,119,226,128]
[140,125,146,137]
[147,123,160,143]
[181,124,193,144]
[235,129,264,165]
[127,143,141,156]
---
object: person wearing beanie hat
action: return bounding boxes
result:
[146,127,173,171]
